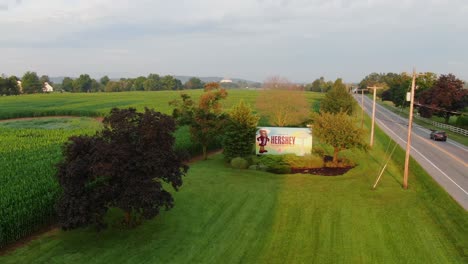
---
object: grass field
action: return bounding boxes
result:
[1,115,467,263]
[0,90,323,120]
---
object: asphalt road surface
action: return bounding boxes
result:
[355,94,468,210]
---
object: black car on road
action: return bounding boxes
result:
[430,130,447,141]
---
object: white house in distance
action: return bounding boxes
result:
[42,82,54,93]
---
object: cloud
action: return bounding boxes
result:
[2,0,467,41]
[0,0,467,81]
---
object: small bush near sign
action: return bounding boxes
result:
[230,157,249,169]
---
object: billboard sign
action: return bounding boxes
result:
[256,127,312,156]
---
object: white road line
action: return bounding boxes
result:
[375,117,468,196]
[364,97,468,153]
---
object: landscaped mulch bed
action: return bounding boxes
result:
[290,166,354,176]
[290,155,355,176]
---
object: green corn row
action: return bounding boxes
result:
[0,127,94,248]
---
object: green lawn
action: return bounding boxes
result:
[1,119,467,263]
[0,90,323,120]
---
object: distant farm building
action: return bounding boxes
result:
[17,80,23,93]
[220,78,233,83]
[42,82,54,93]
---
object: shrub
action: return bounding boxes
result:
[253,155,287,168]
[325,157,355,168]
[455,115,468,129]
[312,146,325,158]
[231,157,249,169]
[252,155,292,174]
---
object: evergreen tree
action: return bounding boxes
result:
[223,101,259,161]
[320,78,355,115]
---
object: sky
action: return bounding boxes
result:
[0,0,467,83]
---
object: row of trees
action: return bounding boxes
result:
[61,74,186,93]
[0,75,20,96]
[359,72,438,107]
[359,72,467,123]
[305,76,335,92]
[0,72,209,95]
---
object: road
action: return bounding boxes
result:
[355,94,468,210]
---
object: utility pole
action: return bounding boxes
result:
[367,86,382,148]
[403,68,417,189]
[361,89,364,129]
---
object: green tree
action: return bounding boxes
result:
[56,108,188,229]
[132,76,147,91]
[414,72,437,98]
[309,76,326,92]
[358,72,383,90]
[160,75,177,90]
[61,77,74,92]
[312,111,367,164]
[320,78,355,115]
[119,78,134,91]
[170,82,228,160]
[105,81,121,92]
[144,74,161,91]
[73,74,92,92]
[223,100,259,161]
[90,79,102,92]
[21,71,42,94]
[100,75,110,86]
[39,75,52,85]
[174,78,183,90]
[0,75,20,95]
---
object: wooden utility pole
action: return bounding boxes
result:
[367,86,382,148]
[361,89,364,129]
[403,69,417,189]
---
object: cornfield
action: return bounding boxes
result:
[0,119,208,249]
[0,126,95,248]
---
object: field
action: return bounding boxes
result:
[0,91,467,263]
[0,118,101,248]
[0,90,323,120]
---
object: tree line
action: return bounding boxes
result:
[58,73,192,93]
[359,72,467,123]
[0,72,211,95]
